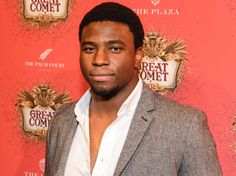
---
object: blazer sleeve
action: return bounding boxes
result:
[178,111,223,176]
[44,110,60,176]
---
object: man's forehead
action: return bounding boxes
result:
[82,21,130,33]
[81,21,133,40]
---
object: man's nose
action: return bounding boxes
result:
[92,48,109,66]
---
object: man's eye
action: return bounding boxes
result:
[82,47,95,53]
[110,47,122,53]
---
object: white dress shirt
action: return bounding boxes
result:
[64,79,143,176]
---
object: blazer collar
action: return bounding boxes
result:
[114,83,156,176]
[54,103,77,176]
[55,84,156,176]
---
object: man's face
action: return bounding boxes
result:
[80,21,141,98]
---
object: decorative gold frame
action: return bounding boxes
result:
[139,32,187,92]
[21,0,72,25]
[16,84,71,141]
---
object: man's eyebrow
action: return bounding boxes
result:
[80,41,95,46]
[81,40,126,47]
[106,40,126,46]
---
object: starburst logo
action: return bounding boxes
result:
[139,32,187,92]
[151,0,160,6]
[16,84,71,140]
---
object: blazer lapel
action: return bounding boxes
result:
[54,105,78,176]
[114,84,155,176]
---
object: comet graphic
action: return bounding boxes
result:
[39,48,53,60]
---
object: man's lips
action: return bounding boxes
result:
[89,72,115,82]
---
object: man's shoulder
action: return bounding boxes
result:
[140,86,209,142]
[55,101,77,114]
[51,101,77,124]
[141,85,206,123]
[156,93,204,115]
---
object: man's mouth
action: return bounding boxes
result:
[89,72,115,82]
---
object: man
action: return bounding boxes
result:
[45,2,222,176]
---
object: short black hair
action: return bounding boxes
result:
[79,2,144,50]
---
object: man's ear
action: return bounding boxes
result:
[135,47,143,69]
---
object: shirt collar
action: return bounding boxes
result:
[74,79,143,122]
[117,79,143,117]
[74,90,91,124]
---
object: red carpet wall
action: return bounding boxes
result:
[0,0,236,175]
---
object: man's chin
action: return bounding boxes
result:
[90,85,119,99]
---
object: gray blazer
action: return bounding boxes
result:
[45,84,222,176]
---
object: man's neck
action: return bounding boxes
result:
[90,78,139,119]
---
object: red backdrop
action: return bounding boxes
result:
[0,0,236,175]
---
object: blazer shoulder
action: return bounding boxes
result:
[140,84,206,123]
[50,101,77,126]
[151,90,207,124]
[55,101,76,115]
[158,93,204,112]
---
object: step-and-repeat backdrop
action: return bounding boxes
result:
[0,0,236,175]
